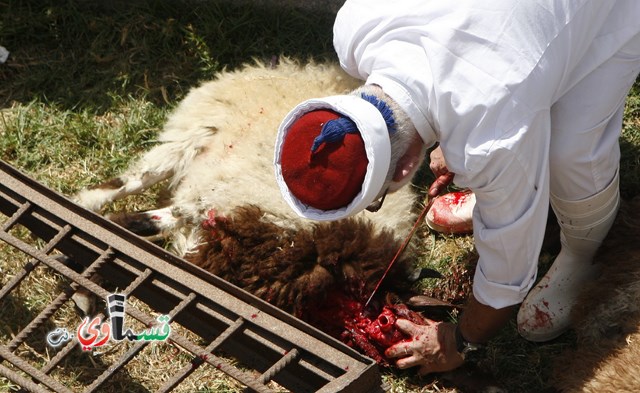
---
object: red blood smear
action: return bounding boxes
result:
[202,209,230,241]
[447,192,463,204]
[532,305,552,328]
[363,308,405,347]
[305,291,420,365]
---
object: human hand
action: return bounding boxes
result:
[385,319,464,375]
[429,172,455,198]
[429,146,448,177]
[428,147,454,197]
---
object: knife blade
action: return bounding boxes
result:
[363,194,435,308]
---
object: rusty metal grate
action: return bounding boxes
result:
[0,160,385,393]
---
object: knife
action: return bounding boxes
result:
[363,194,436,308]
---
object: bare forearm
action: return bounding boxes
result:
[458,293,516,343]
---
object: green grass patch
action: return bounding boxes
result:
[0,97,166,193]
[1,0,337,111]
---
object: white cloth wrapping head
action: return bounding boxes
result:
[274,95,391,221]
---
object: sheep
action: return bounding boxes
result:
[552,195,640,392]
[74,58,437,365]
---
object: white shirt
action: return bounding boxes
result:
[334,0,640,308]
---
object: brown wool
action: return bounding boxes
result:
[186,205,415,316]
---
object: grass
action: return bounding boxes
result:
[1,1,639,392]
[0,0,337,111]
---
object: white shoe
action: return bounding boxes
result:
[517,173,620,342]
[517,249,601,342]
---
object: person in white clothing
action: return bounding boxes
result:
[274,0,640,374]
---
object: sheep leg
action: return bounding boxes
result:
[106,206,180,239]
[74,169,173,212]
[72,132,211,211]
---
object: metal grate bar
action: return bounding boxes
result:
[82,337,146,392]
[0,161,384,392]
[0,224,71,301]
[0,362,52,393]
[83,291,197,392]
[157,316,246,392]
[0,257,37,301]
[0,346,73,393]
[157,320,277,393]
[59,268,154,392]
[39,332,77,375]
[43,268,153,387]
[7,248,114,352]
[258,348,300,385]
[1,200,31,231]
[0,230,111,300]
[164,292,197,321]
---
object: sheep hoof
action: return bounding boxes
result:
[72,288,96,316]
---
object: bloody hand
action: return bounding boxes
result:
[429,172,455,197]
[385,319,464,375]
[428,146,454,197]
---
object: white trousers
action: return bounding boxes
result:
[549,33,640,201]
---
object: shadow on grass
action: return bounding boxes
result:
[0,0,339,112]
[620,136,640,199]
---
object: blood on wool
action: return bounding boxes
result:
[193,206,429,366]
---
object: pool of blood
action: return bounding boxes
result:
[304,291,424,365]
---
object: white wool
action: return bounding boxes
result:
[75,58,420,256]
